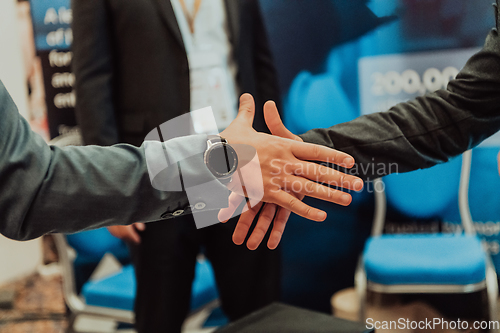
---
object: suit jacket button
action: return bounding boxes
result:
[172,210,184,216]
[194,202,206,210]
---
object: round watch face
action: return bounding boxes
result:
[207,143,238,177]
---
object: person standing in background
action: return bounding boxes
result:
[71,0,281,331]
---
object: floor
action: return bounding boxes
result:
[2,236,498,332]
[0,236,217,333]
[0,271,218,333]
[0,273,67,333]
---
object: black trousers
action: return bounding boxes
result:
[132,211,281,333]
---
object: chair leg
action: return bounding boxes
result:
[354,260,367,321]
[485,259,499,332]
[66,313,77,333]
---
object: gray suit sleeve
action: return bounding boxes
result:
[0,81,227,240]
[300,28,500,181]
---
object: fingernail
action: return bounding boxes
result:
[268,243,278,250]
[343,157,354,167]
[354,180,364,191]
[316,211,327,220]
[248,243,258,251]
[342,194,351,205]
[240,93,252,102]
[232,235,244,245]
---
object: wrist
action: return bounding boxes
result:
[219,129,232,144]
[204,135,239,185]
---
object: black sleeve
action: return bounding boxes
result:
[72,0,119,146]
[300,27,500,181]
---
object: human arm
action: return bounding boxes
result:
[0,80,226,240]
[72,0,119,146]
[300,27,500,180]
[0,80,361,241]
[233,25,500,250]
[72,0,132,241]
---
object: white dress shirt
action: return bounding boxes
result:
[171,0,239,130]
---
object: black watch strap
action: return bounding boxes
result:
[207,135,228,145]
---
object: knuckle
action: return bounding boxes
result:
[250,205,261,214]
[304,206,313,218]
[339,174,346,188]
[332,189,343,201]
[255,225,267,235]
[304,181,315,193]
[239,218,253,229]
[316,167,329,183]
[261,209,275,221]
[272,230,283,240]
[311,145,321,159]
[287,197,297,210]
[272,140,287,152]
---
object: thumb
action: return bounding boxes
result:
[235,93,255,127]
[264,101,302,142]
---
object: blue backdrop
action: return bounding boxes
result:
[260,0,498,313]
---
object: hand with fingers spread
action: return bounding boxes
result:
[229,100,307,250]
[218,94,364,249]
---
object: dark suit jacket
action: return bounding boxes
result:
[300,6,500,181]
[0,80,224,241]
[72,0,280,147]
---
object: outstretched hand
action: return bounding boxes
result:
[219,95,363,249]
[229,101,306,250]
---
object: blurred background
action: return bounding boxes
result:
[0,0,499,332]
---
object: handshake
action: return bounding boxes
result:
[112,93,364,250]
[215,94,364,250]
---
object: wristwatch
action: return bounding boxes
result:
[204,135,238,185]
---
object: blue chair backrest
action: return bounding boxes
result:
[285,71,358,134]
[66,228,130,264]
[468,147,500,270]
[441,142,500,273]
[383,156,463,219]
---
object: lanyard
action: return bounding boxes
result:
[179,0,203,34]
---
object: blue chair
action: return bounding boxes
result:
[355,151,498,323]
[54,230,220,332]
[285,70,358,135]
[458,137,500,275]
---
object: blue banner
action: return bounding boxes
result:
[30,0,72,52]
[30,0,76,139]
